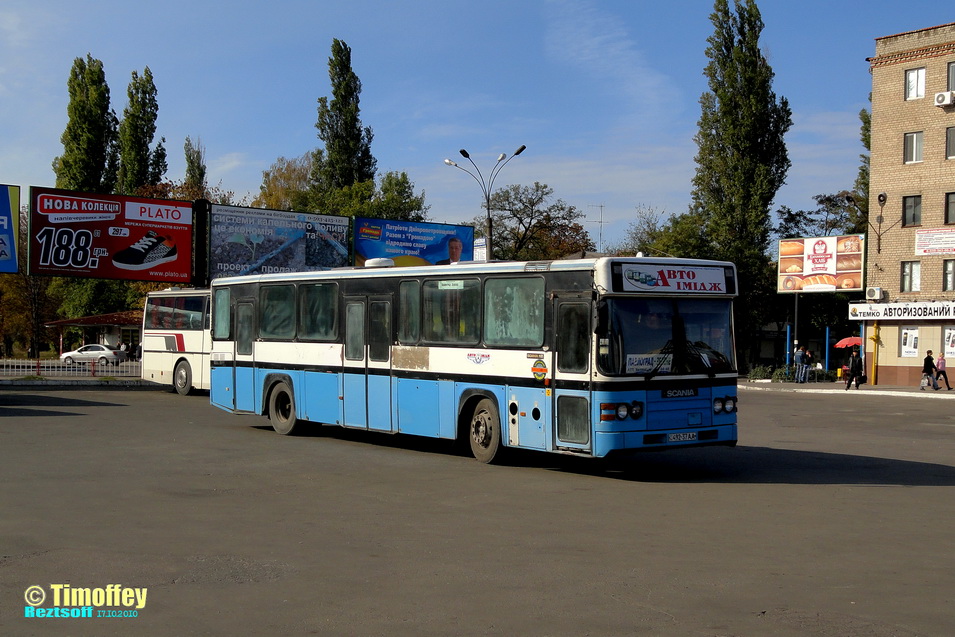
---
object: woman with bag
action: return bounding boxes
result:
[845,350,864,390]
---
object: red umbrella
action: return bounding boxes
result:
[834,336,862,348]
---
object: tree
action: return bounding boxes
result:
[117,67,166,195]
[368,171,429,221]
[692,0,792,364]
[52,54,119,192]
[480,182,594,261]
[310,39,376,204]
[183,136,207,199]
[252,153,313,210]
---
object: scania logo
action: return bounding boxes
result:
[663,388,698,398]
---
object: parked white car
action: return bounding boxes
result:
[60,344,127,366]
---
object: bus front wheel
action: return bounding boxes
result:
[469,398,501,463]
[268,381,299,435]
[174,360,193,396]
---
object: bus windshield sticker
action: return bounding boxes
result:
[626,353,672,374]
[438,280,465,290]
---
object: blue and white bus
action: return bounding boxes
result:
[208,256,738,462]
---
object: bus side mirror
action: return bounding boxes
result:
[594,302,608,336]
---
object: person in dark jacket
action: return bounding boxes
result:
[845,350,864,390]
[922,350,940,391]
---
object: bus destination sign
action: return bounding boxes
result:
[618,265,726,294]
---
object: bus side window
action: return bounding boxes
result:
[259,285,295,339]
[299,283,338,340]
[484,278,544,347]
[398,281,419,344]
[557,303,590,373]
[213,288,231,339]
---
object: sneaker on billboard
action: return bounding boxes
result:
[112,231,178,270]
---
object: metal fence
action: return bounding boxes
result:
[0,359,142,379]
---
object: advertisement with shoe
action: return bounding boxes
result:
[28,187,193,282]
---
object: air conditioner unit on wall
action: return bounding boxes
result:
[865,286,883,301]
[935,91,954,106]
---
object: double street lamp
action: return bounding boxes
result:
[444,144,526,260]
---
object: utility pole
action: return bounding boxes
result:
[588,204,606,253]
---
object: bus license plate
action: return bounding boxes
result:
[668,432,698,442]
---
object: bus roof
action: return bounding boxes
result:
[210,256,737,290]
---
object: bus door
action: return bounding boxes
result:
[551,297,593,453]
[342,296,393,431]
[233,301,257,413]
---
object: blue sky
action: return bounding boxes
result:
[2,1,953,248]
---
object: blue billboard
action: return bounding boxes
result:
[0,185,19,273]
[354,218,474,266]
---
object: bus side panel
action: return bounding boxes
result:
[396,378,441,437]
[303,371,343,425]
[234,364,257,413]
[210,362,234,411]
[505,386,548,450]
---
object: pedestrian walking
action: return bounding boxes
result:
[936,352,953,390]
[845,350,864,390]
[921,350,940,391]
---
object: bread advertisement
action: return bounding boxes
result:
[777,234,864,293]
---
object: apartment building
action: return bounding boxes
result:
[854,23,955,385]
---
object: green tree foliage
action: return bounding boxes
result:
[183,136,208,199]
[310,39,376,201]
[117,67,166,195]
[252,153,314,210]
[368,172,429,221]
[52,54,119,192]
[691,0,792,363]
[0,208,59,356]
[480,182,594,261]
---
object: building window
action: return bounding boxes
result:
[903,195,922,226]
[949,62,955,91]
[901,261,921,292]
[948,128,955,159]
[947,193,955,225]
[904,132,923,163]
[905,68,925,99]
[945,260,955,292]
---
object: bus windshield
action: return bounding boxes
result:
[598,297,736,377]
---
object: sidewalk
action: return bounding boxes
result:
[741,378,955,398]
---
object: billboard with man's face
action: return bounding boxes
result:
[353,218,474,266]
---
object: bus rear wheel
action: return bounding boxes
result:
[269,381,299,435]
[174,360,193,396]
[469,398,501,463]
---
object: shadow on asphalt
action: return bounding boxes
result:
[245,421,955,487]
[0,392,129,417]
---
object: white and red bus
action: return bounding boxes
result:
[141,288,211,395]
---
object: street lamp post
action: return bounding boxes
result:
[444,144,526,261]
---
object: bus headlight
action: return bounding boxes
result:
[629,402,644,419]
[724,397,736,413]
[713,398,724,414]
[616,404,630,420]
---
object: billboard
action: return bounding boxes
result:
[208,204,349,280]
[354,217,474,266]
[777,234,864,293]
[0,185,19,273]
[29,187,193,282]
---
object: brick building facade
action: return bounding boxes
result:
[857,23,955,385]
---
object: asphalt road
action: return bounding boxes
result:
[1,387,953,636]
